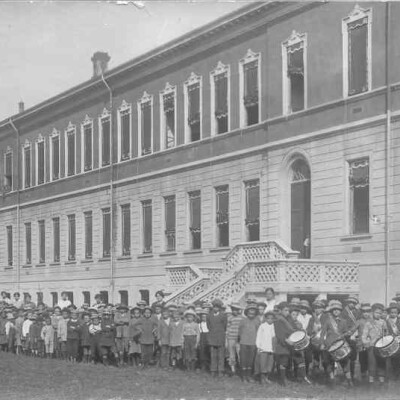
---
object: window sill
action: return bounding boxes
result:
[35,263,46,267]
[50,262,61,266]
[183,249,203,255]
[98,257,111,262]
[81,259,93,264]
[65,260,77,265]
[137,253,153,259]
[160,252,177,257]
[117,256,132,260]
[340,234,372,242]
[4,266,13,270]
[209,247,230,253]
[22,264,32,268]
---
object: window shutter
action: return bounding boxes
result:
[188,84,200,126]
[85,212,93,259]
[141,102,152,155]
[164,94,175,149]
[122,205,131,255]
[121,112,130,159]
[24,147,31,188]
[102,208,111,257]
[67,133,75,175]
[38,141,45,184]
[246,182,260,225]
[68,215,76,260]
[39,221,45,263]
[142,201,152,252]
[349,159,369,188]
[190,192,201,231]
[52,137,60,179]
[7,226,13,266]
[53,217,60,262]
[244,61,258,106]
[84,125,92,170]
[102,119,111,165]
[25,223,31,264]
[216,186,229,225]
[165,197,176,233]
[214,74,228,118]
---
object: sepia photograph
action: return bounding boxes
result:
[0,0,399,399]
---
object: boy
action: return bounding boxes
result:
[308,300,325,373]
[99,309,117,366]
[362,303,388,385]
[89,314,102,363]
[255,310,276,384]
[80,312,91,363]
[114,304,130,366]
[256,302,266,324]
[57,292,72,310]
[169,310,184,369]
[140,306,158,368]
[207,298,227,378]
[57,308,69,360]
[67,309,81,362]
[298,300,313,376]
[14,308,24,355]
[198,309,210,371]
[357,303,372,381]
[41,316,54,358]
[238,304,260,382]
[128,306,143,366]
[22,312,33,355]
[182,309,199,371]
[226,302,244,374]
[158,307,171,369]
[51,306,62,359]
[29,314,42,357]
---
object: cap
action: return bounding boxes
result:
[299,300,311,310]
[264,310,275,318]
[256,301,266,308]
[328,300,343,312]
[197,308,208,315]
[211,299,224,308]
[372,303,385,312]
[137,300,147,307]
[229,302,243,311]
[144,306,152,313]
[184,309,196,317]
[167,303,178,310]
[277,301,289,310]
[117,304,129,311]
[289,304,301,312]
[360,302,372,312]
[386,302,399,312]
[130,306,141,313]
[244,304,258,315]
[344,296,359,305]
[202,302,212,309]
[155,290,165,298]
[312,300,325,309]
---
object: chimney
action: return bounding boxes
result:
[18,100,24,113]
[91,52,111,78]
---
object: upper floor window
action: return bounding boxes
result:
[189,190,201,250]
[22,141,31,189]
[36,135,45,185]
[53,217,60,263]
[164,195,176,252]
[118,101,131,161]
[142,200,152,253]
[349,158,369,234]
[65,122,76,176]
[102,207,111,258]
[211,62,230,135]
[121,204,131,256]
[215,185,229,247]
[245,180,260,241]
[67,214,76,261]
[81,115,93,172]
[6,226,13,266]
[25,222,31,265]
[84,211,93,260]
[3,148,12,192]
[138,92,153,156]
[160,83,176,150]
[185,73,202,143]
[100,108,111,167]
[283,30,307,114]
[343,5,372,97]
[50,129,60,181]
[38,220,45,264]
[240,50,260,127]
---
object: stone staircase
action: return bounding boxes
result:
[164,240,359,305]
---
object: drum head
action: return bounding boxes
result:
[289,331,305,342]
[329,339,344,352]
[375,335,393,349]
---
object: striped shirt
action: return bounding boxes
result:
[226,315,244,341]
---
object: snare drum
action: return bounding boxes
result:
[288,330,310,351]
[374,335,399,358]
[328,339,351,361]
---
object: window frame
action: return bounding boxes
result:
[38,219,46,264]
[50,129,60,182]
[239,49,261,128]
[84,211,93,260]
[210,61,231,136]
[117,101,132,162]
[282,30,308,115]
[25,222,32,265]
[244,179,260,242]
[184,73,203,144]
[81,115,94,173]
[215,185,230,248]
[188,190,201,250]
[102,207,111,258]
[99,108,112,168]
[67,214,76,261]
[141,199,153,254]
[6,225,13,267]
[35,135,46,186]
[65,122,76,177]
[159,83,177,151]
[22,140,32,189]
[342,5,372,98]
[121,204,131,256]
[53,217,60,263]
[163,195,176,252]
[137,91,153,157]
[3,147,13,192]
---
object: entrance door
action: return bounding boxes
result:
[290,160,311,258]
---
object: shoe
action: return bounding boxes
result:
[304,376,312,385]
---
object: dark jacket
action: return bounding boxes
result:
[341,306,360,338]
[158,318,171,346]
[100,319,116,347]
[207,312,227,347]
[67,319,81,340]
[274,315,295,355]
[80,322,91,347]
[140,317,158,345]
[321,314,350,348]
[238,317,260,346]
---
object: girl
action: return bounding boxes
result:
[182,309,199,371]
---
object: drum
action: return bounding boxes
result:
[328,339,351,361]
[374,335,399,358]
[288,330,310,351]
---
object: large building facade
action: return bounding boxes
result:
[0,2,399,306]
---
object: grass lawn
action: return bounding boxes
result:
[0,352,399,400]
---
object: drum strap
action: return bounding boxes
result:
[346,306,357,325]
[388,318,399,336]
[330,315,339,334]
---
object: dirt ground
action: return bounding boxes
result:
[0,352,399,400]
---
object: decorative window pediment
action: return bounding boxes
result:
[211,61,229,77]
[283,30,306,49]
[23,139,30,149]
[241,49,260,64]
[185,72,201,86]
[82,114,93,126]
[100,108,111,119]
[119,100,131,112]
[66,121,76,132]
[5,146,12,154]
[139,91,152,104]
[50,128,60,137]
[343,4,370,24]
[36,134,44,143]
[160,82,176,96]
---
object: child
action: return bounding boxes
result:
[128,306,143,366]
[22,312,33,355]
[362,303,388,385]
[80,313,91,363]
[5,312,15,353]
[256,302,266,324]
[29,314,42,357]
[357,303,371,381]
[182,309,200,371]
[152,303,163,365]
[386,302,400,378]
[14,309,24,355]
[298,300,313,376]
[238,304,260,382]
[67,309,81,362]
[99,309,117,366]
[198,309,210,371]
[57,308,69,360]
[308,300,325,373]
[158,307,171,369]
[41,317,54,358]
[254,310,276,384]
[207,298,227,378]
[89,314,102,363]
[140,306,158,368]
[51,306,62,358]
[226,303,244,374]
[169,310,184,369]
[114,304,131,366]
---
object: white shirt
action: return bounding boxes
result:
[57,299,72,309]
[22,319,33,337]
[264,299,276,313]
[12,299,24,309]
[256,322,276,352]
[298,313,312,331]
[199,321,209,333]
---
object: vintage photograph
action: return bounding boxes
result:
[0,1,398,399]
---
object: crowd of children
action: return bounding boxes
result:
[1,288,400,388]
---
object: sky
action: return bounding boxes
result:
[0,0,250,121]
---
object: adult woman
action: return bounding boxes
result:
[264,288,276,313]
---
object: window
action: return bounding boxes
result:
[240,50,260,127]
[84,211,93,259]
[164,195,176,252]
[68,214,76,261]
[185,73,202,143]
[37,292,43,305]
[121,204,131,256]
[100,291,109,305]
[66,123,76,176]
[142,200,152,253]
[50,130,60,181]
[349,158,369,234]
[139,289,149,305]
[102,207,111,258]
[138,92,153,156]
[118,101,131,161]
[189,190,201,249]
[53,217,60,263]
[216,185,229,247]
[100,109,111,167]
[23,142,31,189]
[25,222,31,265]
[82,116,93,172]
[36,137,45,185]
[82,291,90,305]
[51,292,58,307]
[245,180,260,241]
[283,31,307,114]
[211,62,230,135]
[160,83,176,150]
[343,5,371,96]
[6,226,13,266]
[38,220,45,263]
[65,291,74,305]
[120,290,128,306]
[3,149,12,192]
